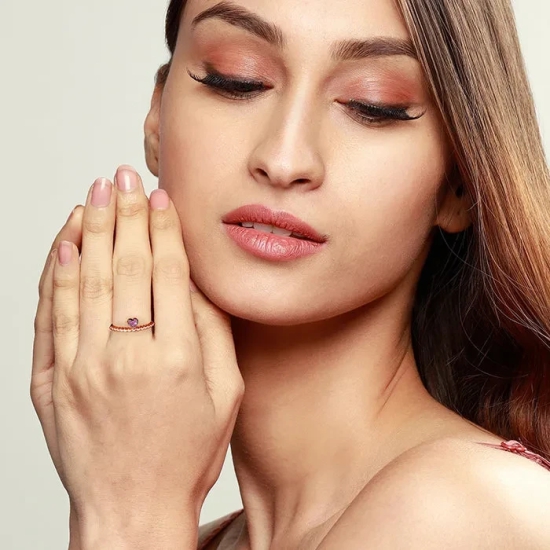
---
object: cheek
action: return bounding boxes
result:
[156,80,449,324]
[158,85,247,244]
[331,128,447,297]
[159,92,239,192]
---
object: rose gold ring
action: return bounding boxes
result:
[109,318,155,333]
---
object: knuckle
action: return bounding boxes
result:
[38,281,50,300]
[153,257,188,283]
[170,363,196,383]
[82,217,107,235]
[81,274,113,301]
[34,313,49,335]
[163,346,199,376]
[53,273,76,291]
[115,254,151,279]
[52,375,78,408]
[228,379,246,402]
[30,384,49,413]
[105,350,156,385]
[151,210,177,231]
[163,346,190,368]
[118,200,148,219]
[52,311,78,335]
[29,385,40,410]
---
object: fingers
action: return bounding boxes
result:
[33,207,84,379]
[79,177,116,347]
[38,207,84,293]
[52,240,81,369]
[110,166,153,338]
[149,185,241,405]
[149,189,198,346]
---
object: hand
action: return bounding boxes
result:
[31,166,244,546]
[31,204,84,486]
[31,205,85,549]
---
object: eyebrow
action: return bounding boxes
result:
[191,1,418,62]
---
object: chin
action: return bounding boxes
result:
[191,271,368,327]
[198,279,314,325]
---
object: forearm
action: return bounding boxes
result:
[72,505,199,550]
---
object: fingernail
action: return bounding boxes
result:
[91,178,112,207]
[150,189,170,210]
[116,165,138,192]
[59,241,73,266]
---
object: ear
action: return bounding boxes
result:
[144,83,164,178]
[435,164,473,234]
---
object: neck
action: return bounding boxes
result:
[228,286,453,543]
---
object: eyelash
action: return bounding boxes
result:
[187,69,423,126]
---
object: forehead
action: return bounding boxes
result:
[184,0,411,44]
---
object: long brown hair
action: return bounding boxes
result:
[154,0,550,458]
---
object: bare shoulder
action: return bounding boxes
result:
[318,437,550,549]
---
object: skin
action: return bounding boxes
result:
[31,0,550,548]
[32,169,245,549]
[142,0,517,547]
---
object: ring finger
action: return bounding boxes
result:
[110,165,153,338]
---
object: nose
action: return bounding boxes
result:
[247,96,325,191]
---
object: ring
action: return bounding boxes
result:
[109,318,155,332]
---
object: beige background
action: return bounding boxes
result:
[0,1,548,548]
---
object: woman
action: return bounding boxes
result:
[31,0,550,548]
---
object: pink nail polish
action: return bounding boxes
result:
[59,241,73,266]
[150,189,170,210]
[116,166,138,192]
[91,178,112,207]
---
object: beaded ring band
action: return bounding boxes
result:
[109,318,155,333]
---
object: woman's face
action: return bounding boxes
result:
[152,0,458,325]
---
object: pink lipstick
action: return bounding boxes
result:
[222,204,328,262]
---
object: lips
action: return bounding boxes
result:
[222,204,327,243]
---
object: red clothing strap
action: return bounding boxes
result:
[477,439,550,471]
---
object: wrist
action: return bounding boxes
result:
[69,506,81,550]
[77,504,200,550]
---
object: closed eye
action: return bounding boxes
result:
[344,100,424,125]
[187,68,267,99]
[187,68,425,126]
